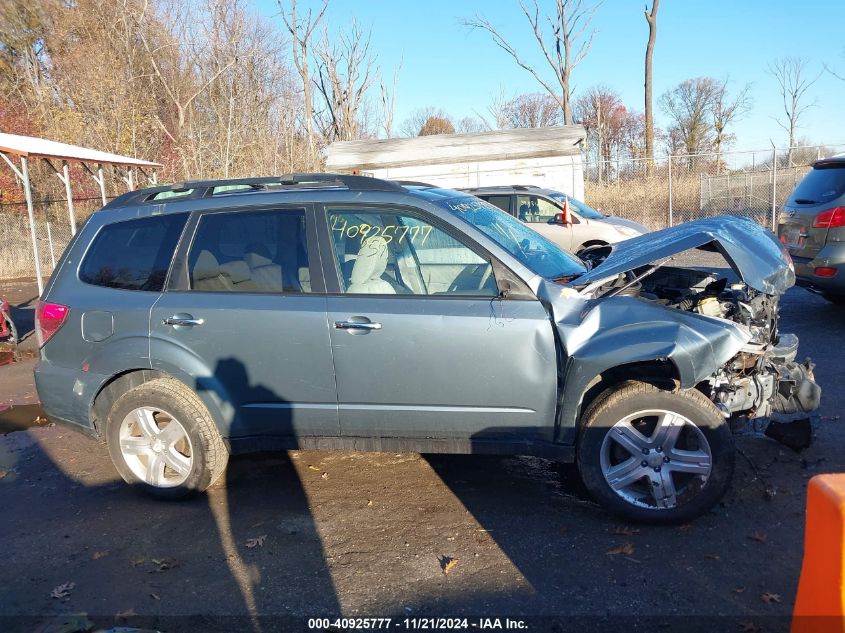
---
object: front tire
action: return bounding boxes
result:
[106,377,228,499]
[577,382,734,524]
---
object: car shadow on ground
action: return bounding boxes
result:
[0,356,341,633]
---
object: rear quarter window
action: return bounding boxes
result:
[79,214,188,291]
[790,165,845,205]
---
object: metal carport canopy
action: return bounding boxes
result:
[0,132,163,295]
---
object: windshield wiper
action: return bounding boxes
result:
[794,198,817,204]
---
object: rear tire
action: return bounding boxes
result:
[577,381,734,524]
[106,377,228,499]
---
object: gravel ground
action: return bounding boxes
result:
[0,273,842,633]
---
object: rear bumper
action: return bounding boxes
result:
[792,242,845,295]
[34,359,106,437]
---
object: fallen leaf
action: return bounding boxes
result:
[321,471,329,480]
[606,543,636,557]
[307,465,321,471]
[116,608,137,618]
[0,469,7,480]
[738,622,760,632]
[750,531,768,543]
[441,556,459,575]
[704,553,721,560]
[130,557,146,567]
[761,592,782,604]
[92,550,109,560]
[733,586,747,594]
[366,500,373,507]
[49,581,75,599]
[614,526,640,536]
[246,535,267,549]
[150,558,176,572]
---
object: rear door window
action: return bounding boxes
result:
[515,195,559,223]
[790,165,845,205]
[187,209,313,293]
[79,214,188,291]
[480,195,512,215]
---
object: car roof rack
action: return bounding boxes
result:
[393,180,437,188]
[103,173,406,209]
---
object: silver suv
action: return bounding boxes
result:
[463,185,648,254]
[34,174,819,523]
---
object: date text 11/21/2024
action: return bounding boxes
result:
[307,618,528,630]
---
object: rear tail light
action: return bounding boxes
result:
[814,267,838,277]
[35,301,69,346]
[812,207,845,228]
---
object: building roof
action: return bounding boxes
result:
[0,132,162,168]
[325,125,586,171]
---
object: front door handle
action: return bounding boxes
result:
[334,320,382,331]
[163,314,205,327]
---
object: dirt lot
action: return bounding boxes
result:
[1,276,843,633]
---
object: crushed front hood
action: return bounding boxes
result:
[570,215,795,295]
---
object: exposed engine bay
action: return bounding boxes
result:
[583,264,821,450]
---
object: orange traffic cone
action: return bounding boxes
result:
[792,474,845,633]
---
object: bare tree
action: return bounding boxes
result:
[575,85,627,181]
[400,106,454,137]
[643,0,658,167]
[499,92,562,128]
[313,20,377,142]
[379,57,402,138]
[465,0,604,124]
[659,77,719,161]
[710,78,752,173]
[278,0,328,167]
[485,86,512,130]
[455,116,488,133]
[767,57,821,166]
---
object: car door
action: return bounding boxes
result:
[515,194,574,251]
[150,205,339,439]
[319,203,559,441]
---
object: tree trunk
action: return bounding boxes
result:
[644,0,659,171]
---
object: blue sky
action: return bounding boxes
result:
[255,0,845,153]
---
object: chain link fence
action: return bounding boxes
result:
[0,197,108,280]
[585,144,845,231]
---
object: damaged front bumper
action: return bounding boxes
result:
[715,333,822,451]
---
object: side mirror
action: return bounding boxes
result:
[553,212,569,225]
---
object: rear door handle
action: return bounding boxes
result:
[163,314,204,327]
[334,320,382,331]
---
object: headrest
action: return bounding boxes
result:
[193,250,220,281]
[244,242,273,268]
[350,236,389,285]
[219,260,252,284]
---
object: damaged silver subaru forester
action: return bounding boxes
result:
[35,177,820,525]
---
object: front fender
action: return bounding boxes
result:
[538,285,750,438]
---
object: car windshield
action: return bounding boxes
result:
[548,192,605,220]
[789,164,845,205]
[435,196,586,279]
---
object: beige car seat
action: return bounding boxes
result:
[347,236,395,294]
[244,243,284,291]
[219,260,259,292]
[192,250,234,291]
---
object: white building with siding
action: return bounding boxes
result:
[325,126,586,199]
